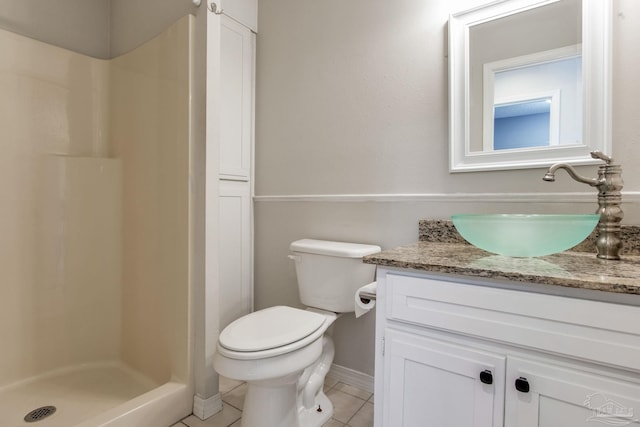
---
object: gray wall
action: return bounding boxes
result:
[109,0,198,57]
[255,0,640,376]
[0,0,111,58]
[0,0,197,58]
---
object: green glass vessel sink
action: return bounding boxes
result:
[451,214,599,257]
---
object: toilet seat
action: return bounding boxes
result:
[218,306,331,360]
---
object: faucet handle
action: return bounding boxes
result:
[591,151,613,164]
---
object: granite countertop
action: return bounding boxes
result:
[363,220,640,296]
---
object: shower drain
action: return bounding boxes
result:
[24,406,57,423]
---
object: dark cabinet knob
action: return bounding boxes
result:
[479,370,493,384]
[515,377,530,393]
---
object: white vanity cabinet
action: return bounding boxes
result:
[374,269,640,427]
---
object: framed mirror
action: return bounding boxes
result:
[449,0,611,172]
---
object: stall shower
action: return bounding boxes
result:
[0,15,194,427]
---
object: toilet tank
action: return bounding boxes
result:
[289,239,381,313]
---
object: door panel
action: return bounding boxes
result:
[506,356,640,426]
[384,329,505,427]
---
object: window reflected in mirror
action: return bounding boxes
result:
[469,0,582,153]
[494,97,552,150]
[489,51,582,151]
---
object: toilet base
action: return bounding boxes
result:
[239,375,333,427]
[241,373,301,427]
[299,391,332,426]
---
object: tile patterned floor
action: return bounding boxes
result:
[171,376,374,427]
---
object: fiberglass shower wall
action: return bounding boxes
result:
[110,17,191,386]
[0,27,121,386]
[0,16,191,393]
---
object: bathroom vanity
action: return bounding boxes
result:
[365,224,640,427]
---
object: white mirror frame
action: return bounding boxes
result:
[449,0,611,172]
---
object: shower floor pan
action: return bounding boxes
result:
[0,362,184,427]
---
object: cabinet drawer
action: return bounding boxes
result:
[385,273,640,372]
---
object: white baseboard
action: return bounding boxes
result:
[192,393,223,420]
[327,364,374,394]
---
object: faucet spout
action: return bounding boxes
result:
[542,163,599,187]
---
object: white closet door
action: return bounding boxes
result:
[220,15,253,181]
[219,180,252,328]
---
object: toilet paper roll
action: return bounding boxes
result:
[355,281,377,318]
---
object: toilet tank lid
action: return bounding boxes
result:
[290,239,381,258]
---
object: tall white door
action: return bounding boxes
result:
[218,14,255,328]
[220,15,253,181]
[218,180,252,328]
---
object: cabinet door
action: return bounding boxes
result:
[220,16,254,181]
[505,356,640,426]
[219,180,252,328]
[384,329,505,427]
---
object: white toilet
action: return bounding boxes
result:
[213,239,381,427]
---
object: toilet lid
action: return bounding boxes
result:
[219,306,326,352]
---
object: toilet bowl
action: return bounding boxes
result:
[214,306,338,427]
[213,239,381,427]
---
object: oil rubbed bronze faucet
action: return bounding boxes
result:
[543,151,624,260]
